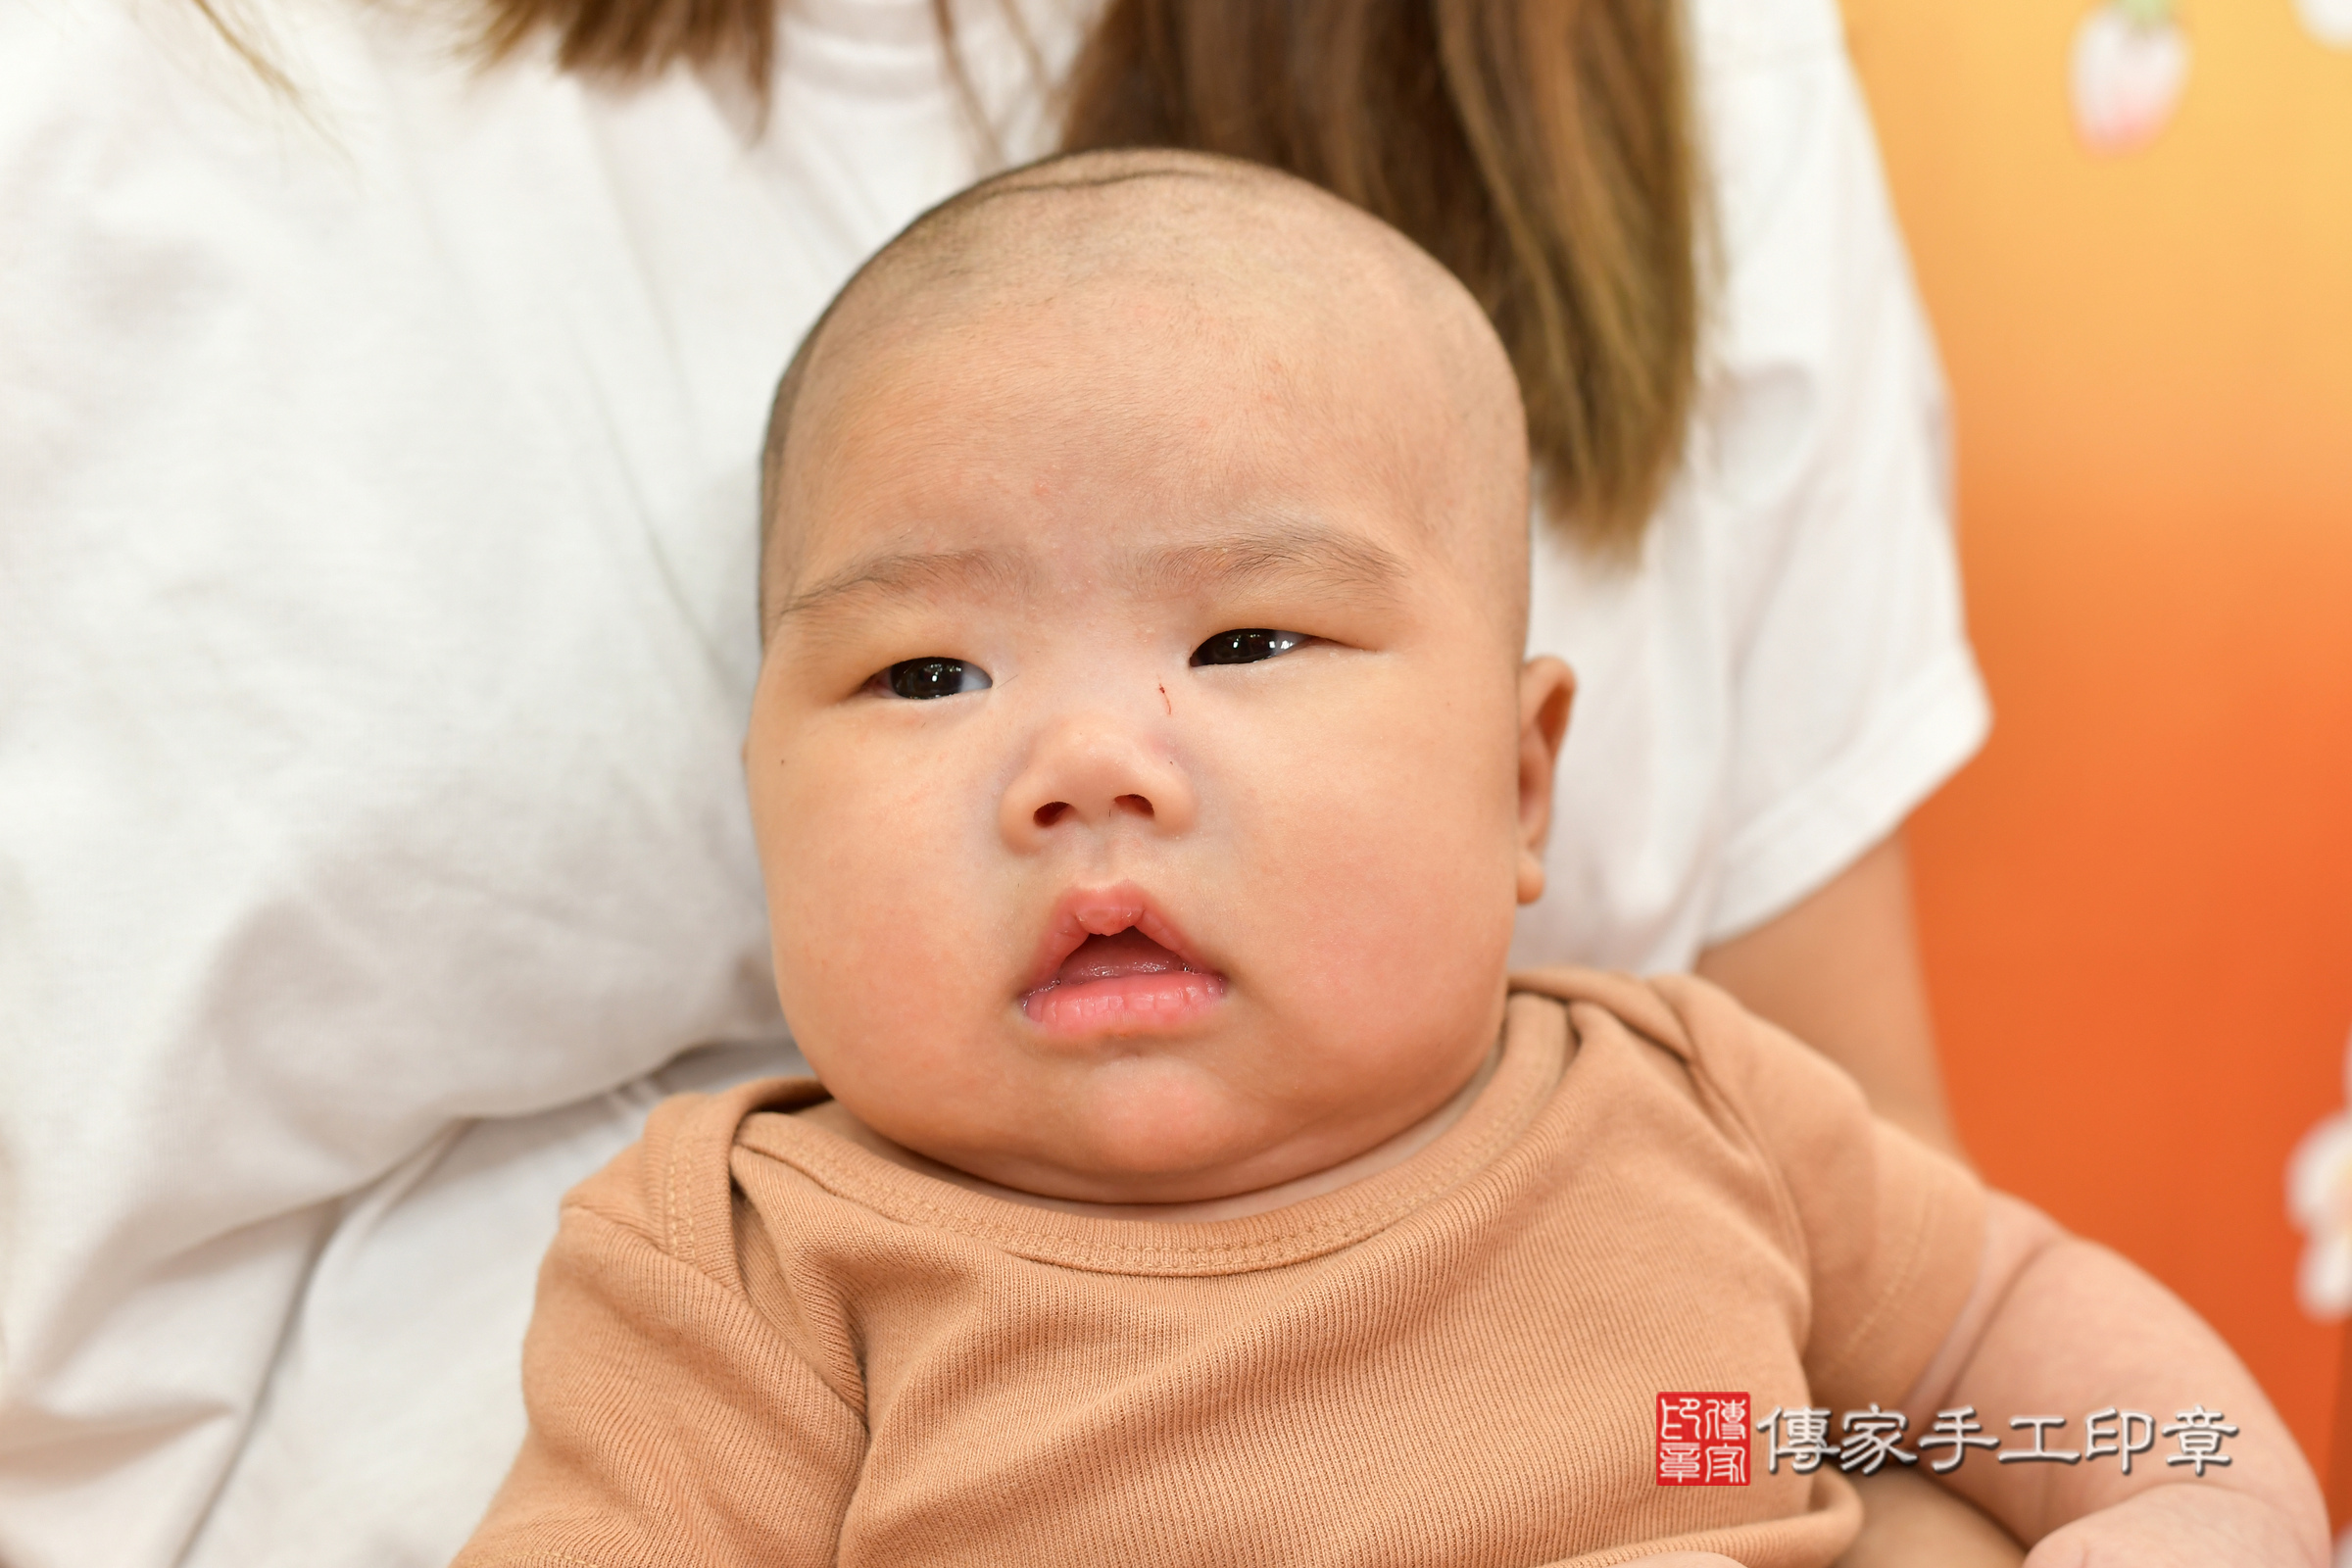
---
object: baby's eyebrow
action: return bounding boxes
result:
[776,548,1033,625]
[1140,524,1411,604]
[776,523,1409,632]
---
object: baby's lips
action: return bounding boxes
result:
[1018,882,1217,997]
[1021,966,1228,1034]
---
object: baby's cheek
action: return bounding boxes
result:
[1243,703,1521,1006]
[764,732,993,1038]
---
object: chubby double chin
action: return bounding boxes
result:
[1018,882,1228,1040]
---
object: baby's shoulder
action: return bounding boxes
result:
[563,1077,827,1275]
[1510,964,1862,1131]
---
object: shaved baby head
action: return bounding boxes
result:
[740,149,1580,1208]
[759,148,1531,650]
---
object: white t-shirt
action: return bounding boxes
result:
[0,0,1985,1562]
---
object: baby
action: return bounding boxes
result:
[457,151,2323,1568]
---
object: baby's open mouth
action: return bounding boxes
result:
[1020,891,1228,1036]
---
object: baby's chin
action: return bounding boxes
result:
[906,1054,1365,1207]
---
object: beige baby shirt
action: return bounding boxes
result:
[457,968,1984,1568]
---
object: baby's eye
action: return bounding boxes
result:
[1192,629,1306,666]
[878,658,992,700]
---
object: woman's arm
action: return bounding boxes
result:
[1694,830,1963,1156]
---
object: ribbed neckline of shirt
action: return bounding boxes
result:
[734,992,1572,1277]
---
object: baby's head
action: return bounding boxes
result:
[748,149,1573,1205]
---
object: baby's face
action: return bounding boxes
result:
[749,255,1566,1204]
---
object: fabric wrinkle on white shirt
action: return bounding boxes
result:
[0,0,1986,1562]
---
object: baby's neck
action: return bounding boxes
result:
[796,1043,1502,1223]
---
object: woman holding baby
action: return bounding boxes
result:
[2,0,2028,1561]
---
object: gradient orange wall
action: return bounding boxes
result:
[1838,0,2352,1494]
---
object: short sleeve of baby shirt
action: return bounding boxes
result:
[1642,972,1986,1410]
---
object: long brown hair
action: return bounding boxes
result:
[1059,2,1697,548]
[230,0,1700,548]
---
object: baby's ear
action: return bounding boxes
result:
[1514,658,1576,906]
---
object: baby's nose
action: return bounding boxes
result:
[1000,713,1197,849]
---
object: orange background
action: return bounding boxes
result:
[1838,0,2352,1506]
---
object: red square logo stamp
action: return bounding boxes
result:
[1657,1392,1751,1486]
